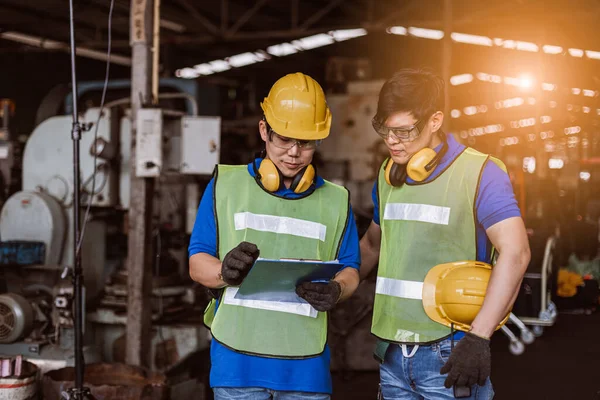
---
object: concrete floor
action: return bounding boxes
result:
[332,311,600,400]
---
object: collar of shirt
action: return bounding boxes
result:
[247,158,325,199]
[406,133,466,184]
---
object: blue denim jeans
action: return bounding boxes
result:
[213,387,330,400]
[380,339,494,400]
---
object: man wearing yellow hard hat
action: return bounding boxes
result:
[188,72,360,399]
[359,68,531,399]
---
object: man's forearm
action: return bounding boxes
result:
[471,249,530,338]
[189,253,227,289]
[359,240,380,280]
[334,267,360,302]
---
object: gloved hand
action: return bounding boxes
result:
[295,281,342,312]
[440,332,491,388]
[220,242,260,286]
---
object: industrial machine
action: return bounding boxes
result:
[0,82,220,376]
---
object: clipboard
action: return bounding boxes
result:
[233,258,341,303]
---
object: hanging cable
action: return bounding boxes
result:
[75,0,115,257]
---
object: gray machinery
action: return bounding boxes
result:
[0,100,220,375]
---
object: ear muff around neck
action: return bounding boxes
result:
[255,158,283,192]
[254,158,316,194]
[385,132,449,187]
[290,164,316,194]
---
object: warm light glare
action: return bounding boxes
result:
[580,171,591,181]
[408,27,444,40]
[387,26,407,35]
[450,74,474,85]
[543,45,563,54]
[451,32,492,46]
[523,157,536,174]
[549,158,564,169]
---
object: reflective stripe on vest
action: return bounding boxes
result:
[209,164,349,358]
[372,148,490,344]
[234,212,327,241]
[383,203,451,225]
[376,277,424,300]
[222,287,318,318]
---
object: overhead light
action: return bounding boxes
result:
[516,41,539,52]
[543,45,563,54]
[331,29,367,41]
[450,109,461,118]
[387,26,407,35]
[476,72,502,83]
[583,89,596,97]
[494,39,538,52]
[464,106,478,115]
[548,158,564,169]
[540,115,552,124]
[564,126,581,135]
[0,31,132,66]
[542,83,556,91]
[292,33,334,50]
[586,50,600,60]
[227,51,269,68]
[175,68,200,79]
[193,63,215,75]
[450,73,473,85]
[451,32,492,46]
[568,48,584,57]
[408,27,444,40]
[580,171,591,181]
[267,43,298,57]
[523,157,536,174]
[209,60,231,72]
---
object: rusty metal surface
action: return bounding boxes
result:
[42,363,168,400]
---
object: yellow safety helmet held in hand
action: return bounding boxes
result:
[422,261,510,332]
[260,72,332,140]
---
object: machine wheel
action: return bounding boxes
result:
[532,325,544,337]
[509,340,525,355]
[520,329,535,345]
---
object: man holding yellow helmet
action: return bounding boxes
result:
[359,68,531,399]
[188,72,360,399]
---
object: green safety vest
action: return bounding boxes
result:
[204,164,349,358]
[371,148,506,345]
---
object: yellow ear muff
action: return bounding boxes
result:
[290,164,315,194]
[406,148,437,182]
[384,159,395,186]
[257,159,282,192]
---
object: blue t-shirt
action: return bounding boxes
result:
[188,159,361,394]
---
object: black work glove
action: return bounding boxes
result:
[220,242,260,286]
[295,281,342,312]
[440,332,491,388]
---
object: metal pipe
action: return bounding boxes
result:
[152,0,161,104]
[0,31,132,66]
[68,0,85,396]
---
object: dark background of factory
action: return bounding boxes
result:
[0,0,599,399]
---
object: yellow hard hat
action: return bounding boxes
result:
[260,72,331,140]
[422,261,510,332]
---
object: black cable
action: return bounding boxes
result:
[75,0,115,257]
